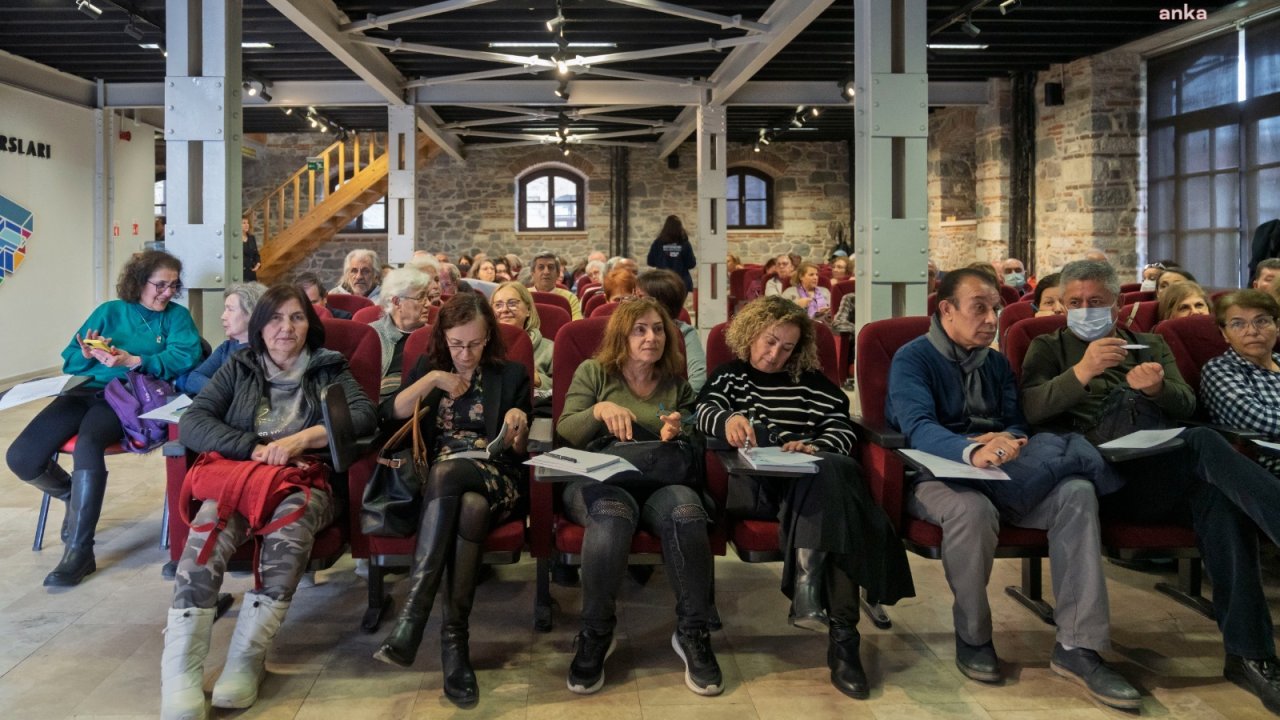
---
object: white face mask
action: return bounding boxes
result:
[1066,307,1115,342]
[1140,279,1157,292]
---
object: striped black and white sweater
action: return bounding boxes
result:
[695,358,856,454]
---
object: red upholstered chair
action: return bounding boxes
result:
[427,304,441,326]
[1209,289,1234,304]
[531,290,572,318]
[166,319,382,582]
[1120,282,1142,293]
[590,301,618,319]
[997,302,1037,348]
[1019,291,1035,302]
[531,317,714,631]
[926,293,938,316]
[741,267,764,305]
[998,285,1021,307]
[582,293,607,318]
[1153,314,1228,397]
[853,316,1055,622]
[1002,313,1210,618]
[356,322,533,631]
[312,303,334,320]
[534,302,571,343]
[575,282,599,301]
[34,434,138,551]
[326,293,375,316]
[352,305,383,324]
[1118,301,1160,333]
[1120,290,1156,306]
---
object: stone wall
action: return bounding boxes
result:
[1033,51,1143,279]
[241,132,345,234]
[928,107,978,270]
[974,78,1015,269]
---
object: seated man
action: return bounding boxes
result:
[527,250,582,319]
[296,272,351,319]
[1022,259,1280,716]
[1253,259,1280,294]
[330,248,382,301]
[885,268,1138,709]
[1000,257,1030,296]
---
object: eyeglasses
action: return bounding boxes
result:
[1144,262,1168,271]
[445,337,489,353]
[397,293,428,303]
[492,299,525,311]
[1225,316,1278,333]
[147,280,183,293]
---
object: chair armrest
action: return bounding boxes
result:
[851,415,906,449]
[528,417,554,453]
[705,437,733,452]
[321,383,358,472]
[1182,418,1266,446]
[163,440,188,458]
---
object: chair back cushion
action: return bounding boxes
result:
[583,293,607,318]
[531,290,572,317]
[1002,314,1067,382]
[998,285,1021,306]
[551,318,612,424]
[831,280,856,313]
[401,323,534,400]
[1118,301,1160,333]
[998,302,1037,346]
[352,306,383,324]
[855,317,930,427]
[1119,290,1157,306]
[1153,314,1228,394]
[326,293,375,315]
[534,303,571,343]
[319,319,382,403]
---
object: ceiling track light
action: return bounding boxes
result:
[243,81,258,97]
[123,18,144,41]
[76,0,103,19]
[999,0,1021,15]
[258,89,272,103]
[961,15,981,37]
[840,79,856,99]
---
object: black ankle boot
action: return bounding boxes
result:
[441,535,483,707]
[374,496,459,667]
[789,548,828,631]
[45,469,106,587]
[826,561,869,699]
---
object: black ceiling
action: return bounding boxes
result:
[0,1,1240,142]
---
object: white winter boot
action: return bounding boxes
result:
[160,607,215,720]
[211,593,290,709]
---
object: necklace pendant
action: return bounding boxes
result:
[156,335,163,344]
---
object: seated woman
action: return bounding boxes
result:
[1201,290,1280,476]
[373,293,531,709]
[637,268,706,393]
[830,256,852,283]
[783,262,832,321]
[1155,266,1197,299]
[163,285,376,719]
[6,250,202,587]
[1158,280,1211,322]
[557,299,721,697]
[1033,272,1065,316]
[694,296,914,700]
[602,267,638,302]
[470,258,497,282]
[177,282,266,395]
[371,267,434,400]
[491,281,553,410]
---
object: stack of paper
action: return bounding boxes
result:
[525,447,638,481]
[899,449,1010,481]
[0,375,74,412]
[738,447,821,473]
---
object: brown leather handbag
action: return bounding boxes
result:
[360,398,430,537]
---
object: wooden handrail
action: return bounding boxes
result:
[243,132,384,246]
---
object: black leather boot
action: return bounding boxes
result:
[26,461,72,500]
[441,535,483,708]
[789,548,829,631]
[827,563,869,699]
[373,496,459,667]
[44,469,106,587]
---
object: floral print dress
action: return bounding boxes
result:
[432,373,522,520]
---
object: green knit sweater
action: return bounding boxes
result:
[556,359,695,447]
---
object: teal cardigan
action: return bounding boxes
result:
[61,299,203,388]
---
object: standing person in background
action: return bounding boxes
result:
[241,217,260,282]
[647,215,697,293]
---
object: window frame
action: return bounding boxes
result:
[518,167,585,232]
[726,167,775,230]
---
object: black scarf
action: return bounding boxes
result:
[926,315,1000,432]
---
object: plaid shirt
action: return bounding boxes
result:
[1200,347,1280,474]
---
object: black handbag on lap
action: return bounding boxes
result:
[584,423,700,488]
[360,398,429,537]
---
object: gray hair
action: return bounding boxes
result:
[1059,259,1120,299]
[439,263,461,282]
[226,282,266,315]
[379,268,432,310]
[585,259,606,276]
[343,248,379,272]
[408,252,439,276]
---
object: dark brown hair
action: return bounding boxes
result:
[637,269,687,320]
[116,250,183,303]
[427,292,506,371]
[248,284,325,355]
[594,298,684,384]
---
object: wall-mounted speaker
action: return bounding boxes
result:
[667,153,679,169]
[1044,82,1065,106]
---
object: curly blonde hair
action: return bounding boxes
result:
[725,296,820,381]
[594,298,684,384]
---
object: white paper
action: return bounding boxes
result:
[1253,439,1280,453]
[448,419,513,461]
[1097,427,1185,450]
[0,375,74,411]
[138,394,193,423]
[526,448,639,482]
[737,446,821,473]
[899,449,1011,481]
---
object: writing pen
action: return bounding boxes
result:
[545,452,578,464]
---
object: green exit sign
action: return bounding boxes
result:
[306,156,322,171]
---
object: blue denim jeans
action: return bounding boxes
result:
[563,481,712,634]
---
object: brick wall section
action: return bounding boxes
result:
[1033,50,1143,279]
[928,107,978,270]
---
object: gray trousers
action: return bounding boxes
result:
[907,477,1109,651]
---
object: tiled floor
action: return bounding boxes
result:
[1,397,1278,719]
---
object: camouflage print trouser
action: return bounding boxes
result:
[171,489,335,610]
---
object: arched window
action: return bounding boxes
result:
[726,168,774,229]
[518,168,584,231]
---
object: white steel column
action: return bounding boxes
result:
[387,105,417,263]
[165,0,243,338]
[695,96,728,331]
[92,80,112,304]
[853,0,929,330]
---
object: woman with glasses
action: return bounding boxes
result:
[371,268,435,400]
[1201,290,1280,475]
[556,298,722,697]
[6,250,203,587]
[491,281,554,411]
[373,293,531,709]
[694,296,914,700]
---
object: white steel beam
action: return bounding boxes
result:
[0,48,96,107]
[341,0,500,33]
[695,97,728,331]
[406,65,545,88]
[387,105,417,262]
[355,37,551,68]
[602,0,771,33]
[573,66,711,87]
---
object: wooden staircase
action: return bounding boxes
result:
[249,131,436,283]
